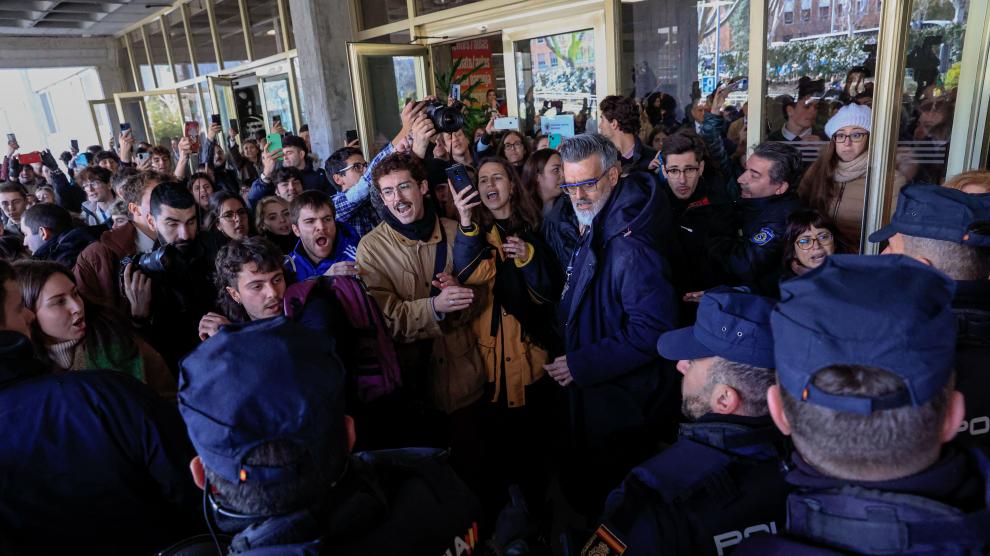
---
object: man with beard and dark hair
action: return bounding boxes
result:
[583,289,788,556]
[550,133,679,518]
[140,181,216,369]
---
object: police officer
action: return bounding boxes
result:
[707,142,804,297]
[736,255,990,555]
[169,317,484,555]
[581,288,789,556]
[869,184,990,447]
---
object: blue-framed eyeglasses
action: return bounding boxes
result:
[560,168,611,196]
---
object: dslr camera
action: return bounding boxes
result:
[425,99,465,133]
[120,243,182,278]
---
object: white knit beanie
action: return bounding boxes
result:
[825,103,872,138]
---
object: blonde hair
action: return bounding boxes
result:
[254,195,288,232]
[943,170,990,194]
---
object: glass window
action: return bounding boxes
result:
[357,53,425,154]
[213,0,250,70]
[118,39,136,92]
[262,74,296,134]
[283,1,295,51]
[515,29,597,137]
[165,9,195,82]
[894,1,970,186]
[367,30,412,44]
[431,34,507,131]
[359,0,408,30]
[130,30,155,90]
[188,0,219,76]
[247,0,282,59]
[820,0,831,20]
[620,0,750,152]
[147,21,175,87]
[415,0,483,17]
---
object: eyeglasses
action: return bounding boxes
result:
[338,162,367,174]
[220,208,249,221]
[833,132,868,144]
[663,166,700,179]
[795,231,834,250]
[503,141,523,151]
[380,181,414,200]
[919,101,948,113]
[560,169,611,197]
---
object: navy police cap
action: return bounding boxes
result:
[772,254,957,415]
[178,317,347,486]
[658,287,776,369]
[869,184,990,246]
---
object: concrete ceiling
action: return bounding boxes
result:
[0,0,171,37]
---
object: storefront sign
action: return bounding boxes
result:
[450,38,494,105]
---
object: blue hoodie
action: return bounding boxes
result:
[284,221,359,283]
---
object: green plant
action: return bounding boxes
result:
[434,57,492,133]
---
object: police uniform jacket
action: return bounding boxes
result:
[707,192,802,297]
[953,279,990,448]
[734,444,990,555]
[583,414,789,556]
[0,331,202,554]
[210,448,483,556]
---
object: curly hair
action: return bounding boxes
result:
[599,95,642,134]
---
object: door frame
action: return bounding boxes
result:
[113,89,186,146]
[499,11,608,122]
[88,99,118,150]
[347,42,431,156]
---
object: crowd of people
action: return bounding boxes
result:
[0,70,989,556]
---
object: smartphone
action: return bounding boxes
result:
[445,164,473,194]
[272,115,282,127]
[494,117,520,131]
[266,133,283,158]
[18,152,42,165]
[229,119,239,134]
[211,114,222,126]
[728,78,749,92]
[346,129,358,143]
[120,122,132,137]
[6,133,16,143]
[548,132,563,150]
[136,152,150,163]
[184,121,201,153]
[74,152,89,166]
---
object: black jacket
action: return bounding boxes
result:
[542,193,580,274]
[664,174,735,292]
[0,331,201,554]
[620,136,658,176]
[953,279,990,446]
[707,192,803,297]
[587,415,790,556]
[32,225,101,268]
[166,448,483,556]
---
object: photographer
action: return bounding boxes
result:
[134,181,217,370]
[74,171,162,310]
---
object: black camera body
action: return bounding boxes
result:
[425,99,466,133]
[120,243,181,277]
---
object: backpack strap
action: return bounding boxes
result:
[429,223,448,297]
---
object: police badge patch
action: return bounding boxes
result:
[750,227,775,246]
[581,524,627,555]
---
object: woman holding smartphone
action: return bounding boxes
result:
[450,156,562,525]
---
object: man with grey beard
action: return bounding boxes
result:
[547,133,679,519]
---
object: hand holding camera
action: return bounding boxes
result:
[122,262,152,320]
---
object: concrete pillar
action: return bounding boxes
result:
[289,0,357,161]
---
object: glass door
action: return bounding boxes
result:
[259,73,296,134]
[88,99,120,151]
[113,90,187,148]
[501,12,608,136]
[209,76,239,140]
[347,43,430,156]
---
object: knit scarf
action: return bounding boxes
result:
[47,338,82,370]
[833,152,870,183]
[382,200,438,242]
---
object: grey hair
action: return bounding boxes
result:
[752,141,804,188]
[709,357,775,417]
[559,133,620,174]
[902,235,990,281]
